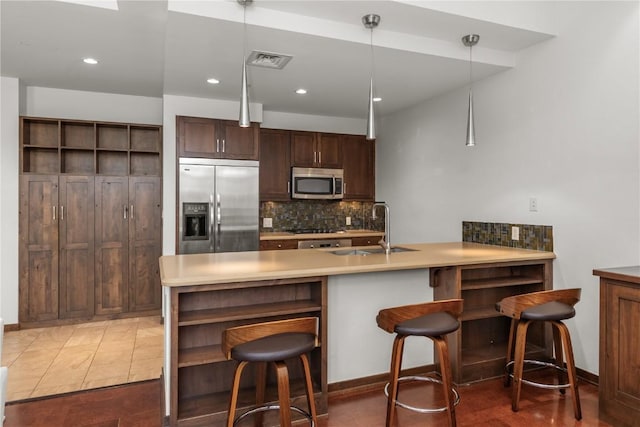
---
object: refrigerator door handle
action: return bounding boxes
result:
[209,194,215,252]
[216,193,221,251]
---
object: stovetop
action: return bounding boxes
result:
[287,228,343,234]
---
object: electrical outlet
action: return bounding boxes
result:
[263,217,273,228]
[346,216,351,226]
[529,197,538,212]
[512,226,520,240]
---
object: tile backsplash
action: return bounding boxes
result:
[462,221,553,252]
[260,201,384,232]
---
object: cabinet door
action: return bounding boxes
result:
[259,129,291,201]
[259,239,298,250]
[342,134,375,201]
[128,177,162,312]
[59,176,95,319]
[601,281,640,425]
[95,176,129,315]
[291,131,317,167]
[19,175,59,322]
[317,133,342,168]
[177,116,217,158]
[219,120,259,160]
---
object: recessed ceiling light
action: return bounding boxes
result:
[373,97,382,102]
[83,58,98,65]
[295,88,307,95]
[207,78,220,84]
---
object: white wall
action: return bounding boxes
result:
[24,87,163,124]
[376,1,640,375]
[0,77,20,323]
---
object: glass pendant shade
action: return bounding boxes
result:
[239,60,250,127]
[466,91,475,146]
[366,78,375,140]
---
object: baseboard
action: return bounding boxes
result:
[4,323,20,332]
[328,363,599,400]
[328,364,436,400]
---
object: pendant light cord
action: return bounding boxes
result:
[242,4,247,61]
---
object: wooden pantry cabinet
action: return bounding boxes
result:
[177,116,259,160]
[431,259,553,384]
[167,277,328,427]
[19,116,162,326]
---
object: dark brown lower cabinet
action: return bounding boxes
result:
[593,267,640,427]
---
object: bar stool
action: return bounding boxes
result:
[496,289,582,420]
[377,299,463,427]
[222,317,319,427]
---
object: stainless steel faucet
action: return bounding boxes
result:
[372,202,390,255]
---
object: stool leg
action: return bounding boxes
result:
[434,335,456,427]
[386,335,406,427]
[227,361,249,427]
[554,321,582,420]
[512,319,531,412]
[274,361,292,427]
[300,353,318,426]
[552,325,566,395]
[504,318,517,387]
[254,361,267,427]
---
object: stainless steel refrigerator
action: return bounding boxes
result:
[178,158,259,254]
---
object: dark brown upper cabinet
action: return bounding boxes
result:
[177,116,259,160]
[259,129,291,201]
[291,131,342,168]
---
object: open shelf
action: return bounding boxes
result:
[178,300,322,326]
[22,119,58,147]
[178,345,225,367]
[21,117,161,176]
[62,122,95,149]
[23,147,59,174]
[97,124,128,150]
[61,149,94,174]
[462,276,543,290]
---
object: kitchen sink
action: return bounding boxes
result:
[329,247,417,256]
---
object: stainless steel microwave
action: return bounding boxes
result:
[291,167,344,200]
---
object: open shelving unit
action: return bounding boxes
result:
[21,117,162,176]
[168,277,328,427]
[431,259,552,384]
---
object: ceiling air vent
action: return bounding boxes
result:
[246,51,293,69]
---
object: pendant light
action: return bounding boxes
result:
[462,34,479,147]
[238,0,252,128]
[362,14,380,140]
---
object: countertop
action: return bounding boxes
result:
[260,230,384,240]
[160,242,555,287]
[593,265,640,284]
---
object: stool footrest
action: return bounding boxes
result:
[506,360,571,390]
[384,375,460,414]
[234,404,315,426]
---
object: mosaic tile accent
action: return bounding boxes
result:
[462,221,553,252]
[260,201,385,232]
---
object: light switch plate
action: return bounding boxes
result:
[263,217,273,228]
[346,216,351,226]
[512,226,520,240]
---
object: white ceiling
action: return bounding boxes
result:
[1,0,556,119]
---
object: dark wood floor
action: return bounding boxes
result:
[4,375,608,427]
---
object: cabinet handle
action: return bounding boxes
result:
[314,151,317,163]
[130,205,134,219]
[60,205,64,221]
[216,138,220,153]
[344,183,347,195]
[319,151,322,164]
[277,244,282,248]
[123,205,128,219]
[52,206,56,221]
[222,139,226,153]
[287,181,290,194]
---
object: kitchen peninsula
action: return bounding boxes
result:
[160,242,555,426]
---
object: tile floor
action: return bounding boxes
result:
[2,316,163,402]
